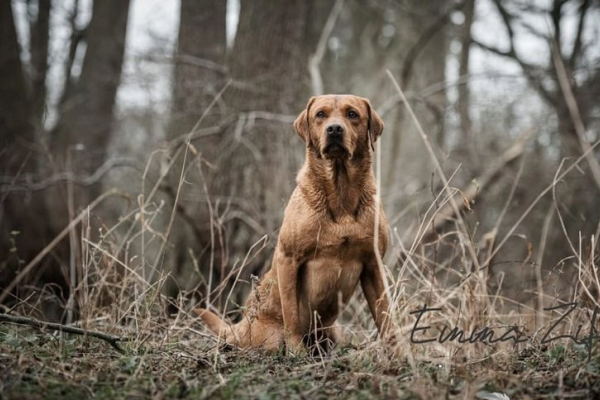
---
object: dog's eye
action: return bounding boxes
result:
[316,111,326,118]
[348,111,358,119]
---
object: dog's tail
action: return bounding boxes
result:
[194,308,236,344]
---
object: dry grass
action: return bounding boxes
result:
[2,152,599,399]
[2,85,600,399]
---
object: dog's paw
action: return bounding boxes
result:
[285,335,307,357]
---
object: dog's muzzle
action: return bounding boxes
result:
[323,124,347,158]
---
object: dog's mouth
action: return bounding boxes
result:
[323,142,349,159]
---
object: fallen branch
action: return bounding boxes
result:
[0,313,131,353]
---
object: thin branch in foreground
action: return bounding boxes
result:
[0,313,131,353]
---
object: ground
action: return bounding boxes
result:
[1,323,599,400]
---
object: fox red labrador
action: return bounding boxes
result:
[196,94,391,354]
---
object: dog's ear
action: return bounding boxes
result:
[294,97,316,147]
[363,98,384,151]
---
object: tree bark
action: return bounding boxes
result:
[225,0,317,245]
[458,0,475,144]
[382,1,450,216]
[48,0,130,232]
[0,1,48,290]
[29,0,51,123]
[164,0,227,309]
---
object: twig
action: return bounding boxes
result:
[0,313,131,353]
[472,37,556,107]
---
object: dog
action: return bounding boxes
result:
[195,94,391,354]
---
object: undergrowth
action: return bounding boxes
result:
[2,83,600,399]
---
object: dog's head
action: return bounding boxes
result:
[293,95,384,160]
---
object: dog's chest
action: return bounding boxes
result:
[302,257,363,312]
[310,215,375,258]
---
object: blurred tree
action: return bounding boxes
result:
[219,0,337,309]
[1,0,131,319]
[48,0,131,232]
[473,0,600,257]
[384,0,450,209]
[475,0,599,160]
[164,0,227,310]
[0,0,46,288]
[458,0,475,145]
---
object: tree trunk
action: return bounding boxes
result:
[227,0,310,221]
[382,1,449,217]
[48,0,130,232]
[164,0,227,309]
[29,0,51,123]
[458,0,475,145]
[0,0,42,286]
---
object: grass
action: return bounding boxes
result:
[2,142,600,399]
[1,307,599,399]
[2,80,600,399]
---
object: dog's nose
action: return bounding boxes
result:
[326,124,344,137]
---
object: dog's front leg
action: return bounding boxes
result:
[275,250,305,354]
[360,260,391,338]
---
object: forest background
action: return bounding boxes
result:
[1,0,600,398]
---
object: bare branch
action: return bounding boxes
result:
[0,313,131,353]
[0,157,140,193]
[518,20,551,41]
[471,38,557,106]
[492,0,516,47]
[487,0,560,106]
